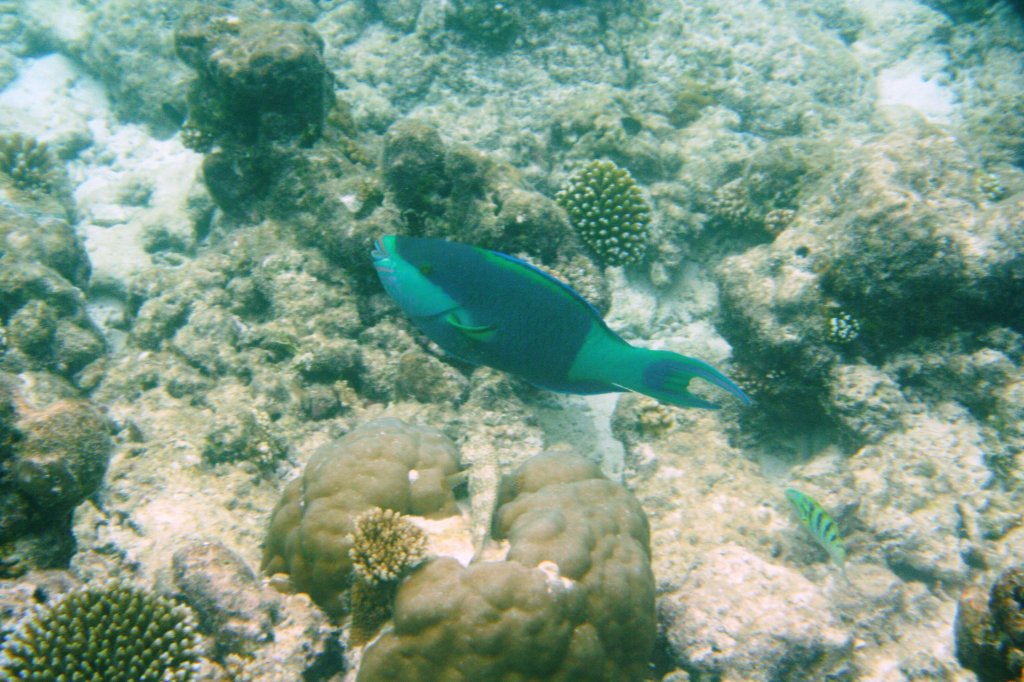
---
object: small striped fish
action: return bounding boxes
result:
[785,488,847,570]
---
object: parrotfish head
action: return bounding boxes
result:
[371,235,459,319]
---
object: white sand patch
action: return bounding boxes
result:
[0,52,204,292]
[0,54,107,144]
[72,117,203,287]
[22,0,90,46]
[877,62,957,123]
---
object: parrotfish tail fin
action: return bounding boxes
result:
[618,348,752,410]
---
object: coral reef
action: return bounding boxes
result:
[262,418,461,618]
[357,452,655,681]
[556,159,651,266]
[0,581,202,681]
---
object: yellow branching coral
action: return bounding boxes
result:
[349,507,427,584]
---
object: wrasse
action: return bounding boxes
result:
[785,487,847,570]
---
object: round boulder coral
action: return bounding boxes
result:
[262,418,461,619]
[0,581,202,681]
[556,160,651,266]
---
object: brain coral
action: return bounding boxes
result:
[0,581,202,681]
[261,418,461,619]
[357,452,656,681]
[556,160,651,266]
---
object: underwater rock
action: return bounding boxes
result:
[261,418,461,619]
[955,564,1024,682]
[176,9,332,148]
[63,0,192,133]
[717,124,1024,435]
[446,0,523,52]
[380,119,583,266]
[715,227,839,428]
[660,544,851,682]
[393,349,469,406]
[175,8,333,215]
[0,203,87,289]
[851,405,990,586]
[815,127,1021,344]
[370,0,423,33]
[172,540,278,658]
[358,452,655,681]
[826,362,909,445]
[381,119,453,218]
[9,398,112,511]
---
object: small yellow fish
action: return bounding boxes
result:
[785,488,847,569]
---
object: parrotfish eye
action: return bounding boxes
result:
[419,264,433,275]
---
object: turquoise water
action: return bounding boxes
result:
[0,1,1022,680]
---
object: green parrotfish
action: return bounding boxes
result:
[785,488,847,570]
[371,235,750,409]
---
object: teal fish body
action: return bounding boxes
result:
[785,488,847,568]
[372,235,750,409]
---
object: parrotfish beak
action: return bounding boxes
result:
[371,237,389,263]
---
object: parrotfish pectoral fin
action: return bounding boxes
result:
[445,312,497,342]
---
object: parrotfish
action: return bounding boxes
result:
[785,488,847,569]
[371,235,750,409]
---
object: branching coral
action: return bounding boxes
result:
[350,507,427,583]
[348,507,427,644]
[0,581,202,681]
[0,133,65,194]
[556,160,651,266]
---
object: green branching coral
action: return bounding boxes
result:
[0,133,65,194]
[0,581,202,681]
[556,160,651,266]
